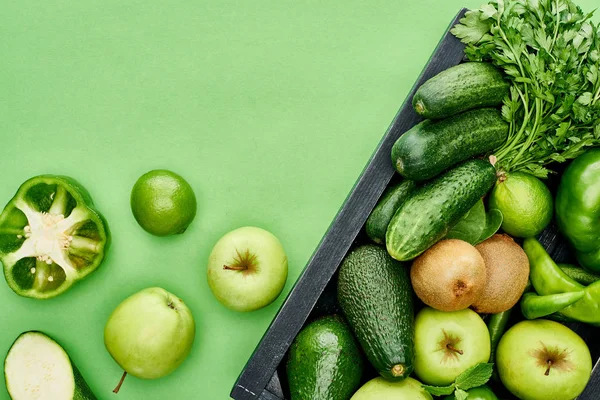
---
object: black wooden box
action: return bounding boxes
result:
[230,9,600,400]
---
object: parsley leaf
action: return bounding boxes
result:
[452,0,600,175]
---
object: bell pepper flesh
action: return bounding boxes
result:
[0,175,110,299]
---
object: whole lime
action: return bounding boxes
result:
[489,172,552,238]
[130,170,197,236]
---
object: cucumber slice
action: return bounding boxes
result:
[0,176,110,299]
[4,331,96,400]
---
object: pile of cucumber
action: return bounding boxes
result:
[286,62,512,399]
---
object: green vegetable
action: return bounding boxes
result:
[523,238,600,325]
[520,291,585,319]
[287,315,363,400]
[4,331,97,400]
[366,180,416,244]
[0,175,110,299]
[412,62,509,120]
[486,310,511,370]
[452,0,600,178]
[337,245,414,381]
[558,263,600,285]
[556,148,600,273]
[391,108,508,181]
[386,159,496,261]
[445,200,503,245]
[422,362,494,399]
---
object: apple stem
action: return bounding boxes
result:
[545,360,553,376]
[446,344,464,355]
[223,264,246,271]
[113,371,127,394]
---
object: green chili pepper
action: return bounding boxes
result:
[556,148,600,273]
[520,291,585,320]
[523,238,600,326]
[558,263,600,286]
[487,309,512,365]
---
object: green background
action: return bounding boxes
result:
[0,1,597,399]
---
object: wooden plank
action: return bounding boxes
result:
[579,359,600,399]
[230,8,469,400]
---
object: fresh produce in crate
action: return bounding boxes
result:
[4,331,97,400]
[524,238,600,325]
[410,239,486,312]
[337,245,414,381]
[365,180,415,244]
[556,148,600,273]
[391,108,508,181]
[386,159,496,261]
[0,175,110,299]
[471,234,529,313]
[350,376,432,400]
[452,0,600,179]
[286,316,363,400]
[413,307,490,386]
[412,62,509,120]
[496,320,592,400]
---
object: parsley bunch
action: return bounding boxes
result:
[452,0,600,177]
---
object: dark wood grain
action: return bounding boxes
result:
[230,9,469,400]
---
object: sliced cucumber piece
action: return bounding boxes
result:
[4,331,96,400]
[0,176,110,299]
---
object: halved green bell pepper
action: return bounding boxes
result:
[0,175,110,299]
[556,148,600,273]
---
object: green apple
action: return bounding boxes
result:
[497,319,592,400]
[207,226,288,312]
[414,307,490,385]
[104,287,196,393]
[350,376,433,400]
[443,385,498,399]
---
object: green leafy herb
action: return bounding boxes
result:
[422,362,494,397]
[446,200,486,244]
[478,208,503,243]
[446,200,503,245]
[455,362,494,391]
[455,389,469,400]
[452,0,600,177]
[422,383,456,396]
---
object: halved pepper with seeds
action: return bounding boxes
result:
[0,175,110,299]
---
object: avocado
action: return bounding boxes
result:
[286,315,363,400]
[337,244,414,381]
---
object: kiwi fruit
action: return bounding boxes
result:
[411,239,486,311]
[471,234,530,314]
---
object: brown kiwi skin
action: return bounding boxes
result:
[471,234,530,314]
[410,239,487,311]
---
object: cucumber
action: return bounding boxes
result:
[392,108,508,181]
[337,245,414,382]
[386,159,497,261]
[412,62,509,119]
[366,180,416,244]
[4,331,97,400]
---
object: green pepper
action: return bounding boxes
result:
[558,263,600,286]
[556,148,600,273]
[520,291,585,320]
[487,309,511,365]
[0,175,110,299]
[523,238,600,326]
